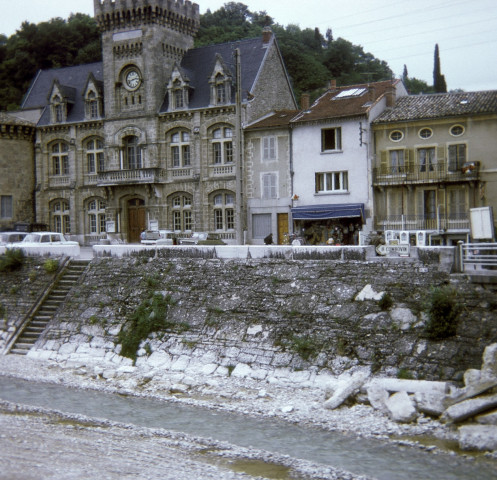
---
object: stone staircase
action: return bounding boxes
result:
[9,260,90,355]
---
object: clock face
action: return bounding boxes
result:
[125,70,141,90]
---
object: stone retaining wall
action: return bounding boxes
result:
[22,252,497,383]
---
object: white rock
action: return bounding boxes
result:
[459,425,497,451]
[281,405,294,413]
[355,284,384,301]
[414,391,447,417]
[200,363,218,375]
[246,325,263,336]
[367,384,389,413]
[481,343,497,379]
[390,307,418,331]
[324,367,371,410]
[364,378,449,395]
[386,391,418,423]
[170,355,190,372]
[231,363,252,378]
[463,368,482,387]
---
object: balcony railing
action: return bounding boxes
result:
[373,161,479,186]
[48,175,72,188]
[374,213,470,232]
[210,164,235,177]
[97,168,167,186]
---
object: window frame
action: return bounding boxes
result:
[321,127,342,152]
[0,195,13,219]
[212,192,235,232]
[211,127,234,165]
[262,136,277,161]
[315,171,349,193]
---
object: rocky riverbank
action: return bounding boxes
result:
[2,352,497,480]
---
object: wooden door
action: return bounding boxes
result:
[277,213,288,245]
[128,198,146,243]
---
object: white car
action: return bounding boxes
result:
[12,231,80,256]
[0,231,28,245]
[140,230,177,245]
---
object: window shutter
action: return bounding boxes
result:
[437,188,446,215]
[380,151,387,174]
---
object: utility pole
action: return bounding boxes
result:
[235,48,244,244]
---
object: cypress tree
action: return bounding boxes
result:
[433,44,447,93]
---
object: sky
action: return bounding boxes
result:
[1,0,496,92]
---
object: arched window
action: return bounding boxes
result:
[171,194,193,232]
[87,198,106,234]
[51,142,69,176]
[212,127,233,164]
[86,138,104,174]
[122,135,142,169]
[170,131,191,168]
[213,192,235,231]
[52,200,70,234]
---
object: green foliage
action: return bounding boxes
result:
[397,367,414,379]
[378,292,393,311]
[0,303,5,319]
[0,14,101,109]
[0,248,25,272]
[118,293,187,361]
[424,287,461,339]
[287,334,320,361]
[43,258,59,274]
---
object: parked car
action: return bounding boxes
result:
[11,231,80,256]
[0,231,28,245]
[140,230,177,245]
[180,232,226,246]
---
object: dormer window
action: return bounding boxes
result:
[211,72,231,106]
[52,95,66,123]
[173,80,185,109]
[85,91,101,119]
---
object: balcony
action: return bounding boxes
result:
[374,213,470,232]
[210,164,235,177]
[48,175,72,188]
[97,168,166,186]
[373,161,479,186]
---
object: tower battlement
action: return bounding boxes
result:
[94,0,200,35]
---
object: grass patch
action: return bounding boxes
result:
[43,258,59,274]
[0,248,25,272]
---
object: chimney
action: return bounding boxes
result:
[262,26,273,44]
[368,85,376,103]
[329,79,337,90]
[300,93,310,110]
[386,86,396,107]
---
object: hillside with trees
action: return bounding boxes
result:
[0,2,434,111]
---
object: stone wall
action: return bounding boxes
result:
[21,252,497,382]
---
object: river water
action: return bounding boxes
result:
[1,375,495,480]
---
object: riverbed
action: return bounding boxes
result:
[0,355,496,480]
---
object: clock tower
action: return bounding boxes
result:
[94,0,200,117]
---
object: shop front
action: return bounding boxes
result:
[291,203,364,245]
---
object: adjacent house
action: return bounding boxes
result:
[289,80,407,245]
[9,0,296,244]
[372,91,497,245]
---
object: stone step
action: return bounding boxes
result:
[9,348,29,355]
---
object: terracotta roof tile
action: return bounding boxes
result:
[373,90,497,123]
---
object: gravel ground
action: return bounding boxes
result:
[0,355,478,480]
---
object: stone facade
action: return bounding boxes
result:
[13,0,297,245]
[0,113,36,230]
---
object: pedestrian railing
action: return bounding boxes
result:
[460,243,497,273]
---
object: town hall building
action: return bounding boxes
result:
[4,0,296,244]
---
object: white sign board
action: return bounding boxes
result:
[149,220,159,231]
[470,207,495,240]
[376,244,410,256]
[106,221,116,233]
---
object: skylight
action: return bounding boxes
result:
[334,88,367,99]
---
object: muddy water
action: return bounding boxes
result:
[1,376,496,480]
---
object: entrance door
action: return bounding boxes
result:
[128,198,146,243]
[277,213,288,245]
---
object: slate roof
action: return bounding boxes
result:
[373,90,497,124]
[21,62,104,126]
[19,36,270,126]
[160,36,268,112]
[291,80,400,124]
[0,111,35,127]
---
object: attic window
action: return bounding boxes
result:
[51,95,66,123]
[85,90,101,119]
[334,88,367,99]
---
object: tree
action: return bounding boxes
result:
[433,44,447,93]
